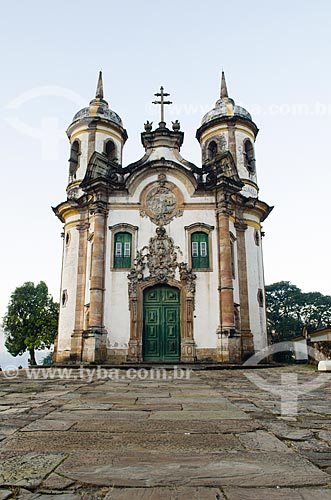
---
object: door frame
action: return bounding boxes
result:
[142,284,181,362]
[127,277,196,363]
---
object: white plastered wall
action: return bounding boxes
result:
[58,221,79,352]
[245,222,268,352]
[103,171,220,351]
[235,129,258,185]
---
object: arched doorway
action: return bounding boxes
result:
[143,285,181,362]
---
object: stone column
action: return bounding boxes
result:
[216,193,238,362]
[82,201,108,363]
[87,122,97,162]
[235,218,254,360]
[227,122,237,163]
[181,269,197,362]
[70,221,89,362]
[127,285,142,362]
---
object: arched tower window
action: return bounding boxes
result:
[69,140,80,181]
[104,140,116,162]
[207,141,217,160]
[244,140,255,173]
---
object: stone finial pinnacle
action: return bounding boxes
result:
[220,71,228,99]
[96,70,104,100]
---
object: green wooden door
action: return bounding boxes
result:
[143,286,180,362]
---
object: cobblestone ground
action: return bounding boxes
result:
[0,365,330,499]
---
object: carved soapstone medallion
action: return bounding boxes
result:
[140,174,183,226]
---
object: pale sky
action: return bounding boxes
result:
[1,0,330,340]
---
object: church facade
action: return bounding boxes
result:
[53,72,272,364]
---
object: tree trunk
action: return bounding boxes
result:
[29,348,37,366]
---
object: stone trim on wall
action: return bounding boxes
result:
[108,223,138,271]
[127,226,197,363]
[184,223,215,272]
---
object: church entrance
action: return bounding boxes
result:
[143,285,181,362]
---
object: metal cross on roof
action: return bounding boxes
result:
[152,86,172,125]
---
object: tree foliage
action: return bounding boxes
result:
[266,281,331,342]
[2,282,58,365]
[42,351,53,365]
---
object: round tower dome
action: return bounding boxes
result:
[196,72,259,196]
[66,72,127,191]
[201,97,252,125]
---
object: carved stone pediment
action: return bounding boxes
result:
[81,151,124,190]
[128,226,196,298]
[204,151,243,188]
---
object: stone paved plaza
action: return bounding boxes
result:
[0,365,331,499]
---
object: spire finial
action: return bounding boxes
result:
[96,70,104,100]
[220,71,228,100]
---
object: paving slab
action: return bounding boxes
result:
[44,410,149,420]
[0,365,331,496]
[72,418,262,434]
[31,495,80,500]
[302,452,331,468]
[40,472,75,489]
[149,408,248,420]
[0,490,12,500]
[0,452,66,488]
[222,486,331,499]
[56,451,331,487]
[60,402,113,410]
[104,486,225,499]
[2,430,242,454]
[112,403,182,411]
[21,420,75,432]
[237,430,291,452]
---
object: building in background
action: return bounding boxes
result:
[53,72,272,364]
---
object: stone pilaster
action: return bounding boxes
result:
[216,192,240,362]
[181,283,197,363]
[227,122,237,163]
[87,123,97,162]
[235,216,254,360]
[82,201,108,363]
[70,220,89,362]
[127,290,143,363]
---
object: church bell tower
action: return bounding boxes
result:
[53,73,127,363]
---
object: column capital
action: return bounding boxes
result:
[76,222,90,232]
[216,205,232,216]
[234,220,248,231]
[90,201,108,216]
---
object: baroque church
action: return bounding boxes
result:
[53,72,272,364]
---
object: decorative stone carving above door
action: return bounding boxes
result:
[127,225,197,363]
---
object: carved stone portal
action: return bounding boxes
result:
[127,226,197,362]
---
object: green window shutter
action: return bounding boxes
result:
[191,232,209,269]
[114,232,132,269]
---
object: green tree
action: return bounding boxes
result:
[266,281,331,342]
[42,351,53,365]
[2,282,58,366]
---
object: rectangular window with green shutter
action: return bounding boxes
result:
[114,232,132,269]
[191,232,209,269]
